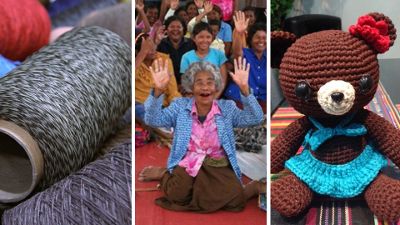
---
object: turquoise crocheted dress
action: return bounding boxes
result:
[285,115,387,198]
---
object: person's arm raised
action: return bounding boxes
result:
[232,11,249,58]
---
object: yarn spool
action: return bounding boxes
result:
[0,26,131,203]
[0,120,43,203]
[2,141,132,225]
[0,0,51,61]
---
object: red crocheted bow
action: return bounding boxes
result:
[349,15,390,53]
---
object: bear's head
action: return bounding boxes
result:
[279,12,396,118]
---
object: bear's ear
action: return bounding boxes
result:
[271,31,296,68]
[349,12,396,54]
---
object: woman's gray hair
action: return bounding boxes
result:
[181,61,223,93]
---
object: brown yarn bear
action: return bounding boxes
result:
[271,12,400,222]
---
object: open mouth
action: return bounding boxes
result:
[199,93,212,98]
[256,43,266,49]
[149,17,156,24]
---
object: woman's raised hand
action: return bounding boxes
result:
[136,0,145,11]
[154,25,166,46]
[194,0,204,9]
[204,1,213,14]
[230,56,250,96]
[170,0,179,10]
[233,11,249,34]
[150,58,170,94]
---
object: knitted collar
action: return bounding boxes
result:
[304,114,367,151]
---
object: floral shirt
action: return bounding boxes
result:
[178,101,226,177]
[210,0,233,21]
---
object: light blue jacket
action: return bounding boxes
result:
[144,92,264,181]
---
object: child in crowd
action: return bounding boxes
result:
[186,0,199,21]
[139,58,264,212]
[243,6,257,26]
[210,0,237,21]
[209,19,225,54]
[207,4,232,54]
[187,2,232,55]
[180,22,227,97]
[174,6,190,24]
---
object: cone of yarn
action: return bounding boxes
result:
[0,26,131,203]
[1,141,132,225]
[0,0,51,61]
[0,120,43,204]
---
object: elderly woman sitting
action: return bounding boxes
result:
[138,58,264,212]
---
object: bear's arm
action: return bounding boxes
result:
[271,116,311,173]
[359,109,400,168]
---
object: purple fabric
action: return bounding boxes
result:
[2,141,132,225]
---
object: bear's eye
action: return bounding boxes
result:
[359,75,372,93]
[295,81,312,100]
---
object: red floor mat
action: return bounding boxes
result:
[135,142,266,225]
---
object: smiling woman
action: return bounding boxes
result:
[157,16,195,85]
[180,22,228,98]
[224,11,266,112]
[181,61,223,94]
[138,58,264,213]
[135,0,268,223]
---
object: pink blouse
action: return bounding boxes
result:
[135,21,155,36]
[178,101,226,177]
[210,0,233,21]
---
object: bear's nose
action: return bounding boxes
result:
[331,92,344,103]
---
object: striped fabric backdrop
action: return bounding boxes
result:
[271,83,400,225]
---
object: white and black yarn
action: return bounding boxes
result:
[234,117,267,153]
[0,26,131,190]
[2,141,132,225]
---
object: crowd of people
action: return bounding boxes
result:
[135,0,266,213]
[135,0,266,118]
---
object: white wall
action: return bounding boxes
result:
[288,0,400,59]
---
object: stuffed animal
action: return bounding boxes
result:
[271,12,400,221]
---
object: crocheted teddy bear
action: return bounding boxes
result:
[271,12,400,221]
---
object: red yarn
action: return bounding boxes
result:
[349,15,390,53]
[0,0,51,61]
